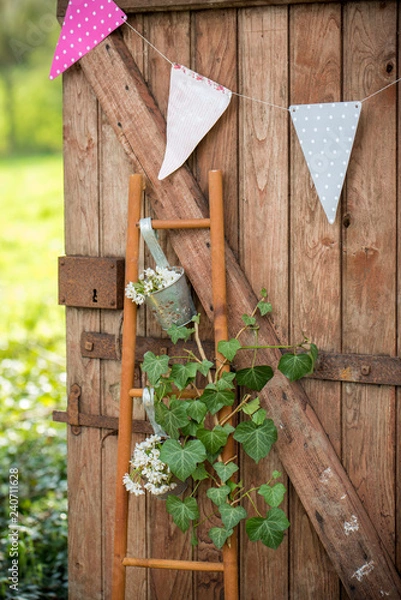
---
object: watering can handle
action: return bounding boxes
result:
[142,387,169,439]
[139,218,170,269]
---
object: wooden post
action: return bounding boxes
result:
[209,170,238,600]
[112,174,144,600]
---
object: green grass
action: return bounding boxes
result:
[0,153,65,341]
[0,153,68,598]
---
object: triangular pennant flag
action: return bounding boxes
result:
[290,102,362,224]
[158,64,232,180]
[49,0,127,80]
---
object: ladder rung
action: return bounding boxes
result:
[129,388,203,398]
[123,557,224,572]
[137,218,211,230]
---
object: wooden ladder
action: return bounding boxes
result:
[111,170,238,600]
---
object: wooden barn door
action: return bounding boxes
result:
[57,1,401,598]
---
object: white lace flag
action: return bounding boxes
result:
[290,102,362,224]
[158,64,232,180]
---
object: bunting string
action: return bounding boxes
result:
[49,1,401,225]
[123,20,400,110]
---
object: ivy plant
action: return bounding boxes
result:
[135,290,317,551]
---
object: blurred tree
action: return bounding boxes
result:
[0,0,61,154]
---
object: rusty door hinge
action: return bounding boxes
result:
[53,383,153,434]
[58,256,125,309]
[79,333,401,387]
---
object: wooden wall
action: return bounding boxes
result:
[61,1,400,598]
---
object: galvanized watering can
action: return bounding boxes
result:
[139,218,196,330]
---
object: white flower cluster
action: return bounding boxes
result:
[125,267,181,306]
[123,434,177,497]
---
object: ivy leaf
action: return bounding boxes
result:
[260,288,268,298]
[160,439,207,481]
[206,485,231,506]
[245,508,290,549]
[167,324,195,344]
[309,343,318,368]
[235,365,274,391]
[191,463,209,481]
[180,420,199,437]
[186,400,208,423]
[272,470,282,480]
[200,385,235,415]
[155,401,188,439]
[242,397,260,415]
[218,339,242,362]
[278,353,313,382]
[222,423,235,435]
[251,408,267,425]
[258,483,287,508]
[166,496,199,533]
[197,360,214,377]
[242,314,256,327]
[257,299,272,316]
[219,503,247,530]
[218,371,236,388]
[213,461,239,483]
[197,425,228,455]
[208,526,234,550]
[233,419,277,463]
[170,362,199,390]
[141,351,170,385]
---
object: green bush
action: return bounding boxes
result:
[0,154,67,597]
[0,337,67,599]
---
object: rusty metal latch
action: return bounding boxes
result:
[53,383,153,434]
[58,256,125,309]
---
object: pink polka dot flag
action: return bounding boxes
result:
[49,0,127,80]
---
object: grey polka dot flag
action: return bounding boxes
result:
[290,102,362,224]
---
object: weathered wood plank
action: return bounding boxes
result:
[238,6,289,599]
[57,0,381,18]
[144,12,194,600]
[63,64,103,600]
[397,2,401,575]
[191,9,237,598]
[289,4,342,598]
[342,0,397,561]
[78,33,401,599]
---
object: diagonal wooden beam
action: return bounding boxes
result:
[76,32,401,599]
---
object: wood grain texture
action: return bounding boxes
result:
[57,0,380,18]
[342,0,397,561]
[63,64,103,599]
[289,4,342,598]
[190,10,238,599]
[144,13,194,600]
[397,2,401,575]
[76,31,401,599]
[238,6,289,599]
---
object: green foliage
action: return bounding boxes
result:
[139,291,317,551]
[208,526,234,550]
[0,0,62,156]
[166,496,199,533]
[0,339,67,599]
[0,153,67,598]
[246,508,290,549]
[235,365,274,391]
[160,439,207,482]
[233,419,277,463]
